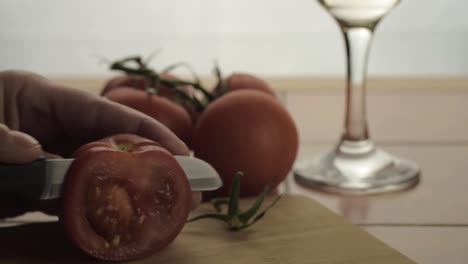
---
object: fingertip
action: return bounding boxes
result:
[20,143,43,162]
[0,129,43,164]
[137,118,190,156]
[10,130,39,148]
[12,135,42,163]
[166,140,190,156]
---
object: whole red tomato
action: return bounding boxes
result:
[61,134,192,261]
[102,73,198,118]
[214,73,276,98]
[192,90,298,197]
[104,88,193,146]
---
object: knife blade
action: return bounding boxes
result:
[0,156,222,202]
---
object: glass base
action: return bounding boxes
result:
[294,140,420,195]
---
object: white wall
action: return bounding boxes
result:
[0,0,467,77]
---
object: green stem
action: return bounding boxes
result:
[213,61,223,86]
[165,84,205,111]
[211,197,230,213]
[187,172,281,232]
[162,61,202,84]
[227,172,242,218]
[160,61,215,102]
[212,62,228,97]
[187,213,227,223]
[110,63,206,111]
[159,79,214,102]
[111,63,154,76]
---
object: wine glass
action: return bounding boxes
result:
[294,0,420,194]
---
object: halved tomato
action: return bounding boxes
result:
[61,134,191,261]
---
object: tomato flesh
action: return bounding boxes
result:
[61,134,191,261]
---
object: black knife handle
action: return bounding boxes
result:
[0,158,46,203]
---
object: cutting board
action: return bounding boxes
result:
[0,195,414,263]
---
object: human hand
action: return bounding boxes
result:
[0,70,190,163]
[0,70,200,217]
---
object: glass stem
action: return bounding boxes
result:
[341,26,374,141]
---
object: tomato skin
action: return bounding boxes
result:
[61,134,191,261]
[102,74,197,120]
[215,73,276,98]
[101,73,187,100]
[192,90,298,197]
[101,75,147,96]
[104,88,193,146]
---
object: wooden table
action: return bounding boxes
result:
[20,76,468,263]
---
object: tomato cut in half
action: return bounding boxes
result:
[61,134,191,261]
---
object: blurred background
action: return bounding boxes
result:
[0,0,467,77]
[0,3,467,263]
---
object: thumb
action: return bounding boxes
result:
[0,124,42,164]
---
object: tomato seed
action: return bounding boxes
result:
[96,208,103,216]
[110,219,117,230]
[112,235,121,247]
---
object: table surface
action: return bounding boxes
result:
[37,76,468,263]
[274,77,468,264]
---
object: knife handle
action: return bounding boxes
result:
[0,158,46,203]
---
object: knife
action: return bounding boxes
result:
[0,156,222,203]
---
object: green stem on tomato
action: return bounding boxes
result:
[111,56,146,69]
[111,62,154,76]
[212,61,229,97]
[233,195,282,231]
[213,61,223,87]
[110,61,206,111]
[211,197,230,213]
[187,172,282,231]
[227,172,242,218]
[148,74,160,95]
[160,61,215,102]
[165,85,205,111]
[159,78,214,102]
[162,61,202,84]
[110,57,212,110]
